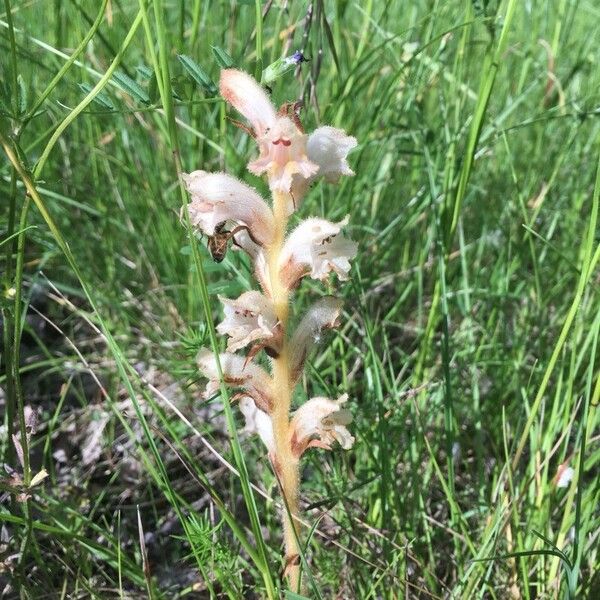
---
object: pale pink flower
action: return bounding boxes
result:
[219,69,277,137]
[289,394,354,457]
[289,297,343,381]
[554,463,575,488]
[239,396,275,455]
[279,216,357,288]
[197,349,274,413]
[291,126,358,200]
[248,115,318,197]
[217,292,281,354]
[182,171,275,246]
[220,69,357,209]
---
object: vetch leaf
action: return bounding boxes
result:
[111,71,150,105]
[136,64,154,80]
[177,54,217,95]
[211,45,235,69]
[79,83,115,110]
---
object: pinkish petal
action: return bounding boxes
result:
[217,292,280,353]
[279,217,357,288]
[197,349,274,413]
[248,116,318,205]
[289,394,354,457]
[182,171,275,246]
[220,69,277,137]
[239,396,275,454]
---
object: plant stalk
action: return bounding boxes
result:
[267,191,301,590]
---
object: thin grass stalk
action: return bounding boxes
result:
[2,0,19,473]
[33,8,144,178]
[0,132,234,597]
[23,0,109,126]
[12,196,31,485]
[149,3,276,594]
[2,169,18,468]
[254,0,263,80]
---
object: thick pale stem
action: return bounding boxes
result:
[267,191,301,590]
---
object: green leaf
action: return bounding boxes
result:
[136,64,154,80]
[169,75,186,101]
[111,71,150,105]
[211,45,235,69]
[147,73,160,104]
[78,83,115,110]
[177,54,218,96]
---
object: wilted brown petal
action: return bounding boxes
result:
[288,297,342,382]
[289,394,354,458]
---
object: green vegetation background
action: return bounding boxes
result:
[1,0,598,598]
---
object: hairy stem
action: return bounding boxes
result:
[267,191,301,590]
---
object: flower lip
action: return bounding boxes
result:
[197,349,274,413]
[289,394,354,457]
[279,216,357,288]
[217,291,281,354]
[306,126,357,182]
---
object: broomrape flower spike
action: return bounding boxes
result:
[183,68,357,591]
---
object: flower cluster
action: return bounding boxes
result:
[182,68,357,587]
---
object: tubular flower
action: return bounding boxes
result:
[289,297,342,381]
[220,69,357,212]
[289,394,354,458]
[197,350,274,413]
[219,68,277,137]
[217,292,281,354]
[182,171,275,246]
[279,217,358,288]
[291,126,358,200]
[184,68,357,590]
[248,115,318,198]
[239,396,275,456]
